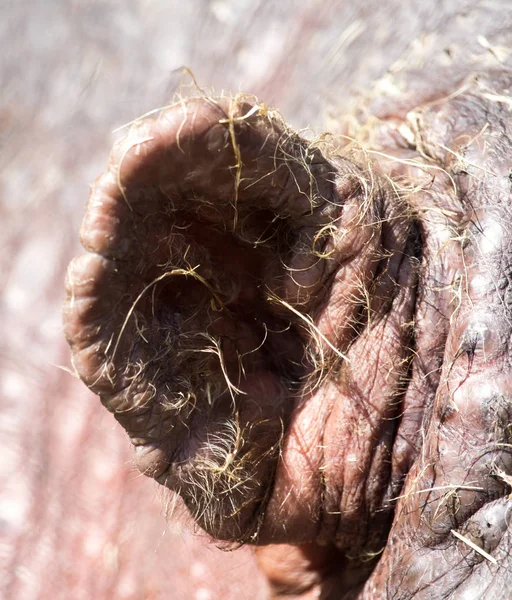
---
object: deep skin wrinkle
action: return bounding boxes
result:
[64,10,512,595]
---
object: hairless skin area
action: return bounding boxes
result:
[5,2,512,600]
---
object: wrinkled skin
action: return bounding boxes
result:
[62,3,512,599]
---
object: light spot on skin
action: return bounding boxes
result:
[118,571,137,599]
[196,588,212,600]
[1,372,27,399]
[83,527,107,557]
[373,74,403,98]
[469,273,494,295]
[451,377,506,416]
[464,321,489,343]
[209,1,234,24]
[0,478,31,532]
[477,381,495,400]
[190,562,207,578]
[92,452,119,483]
[478,218,504,254]
[462,317,506,358]
[346,452,358,463]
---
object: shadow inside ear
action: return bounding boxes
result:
[64,94,348,544]
[65,89,422,560]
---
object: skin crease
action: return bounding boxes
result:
[5,2,512,600]
[63,3,512,599]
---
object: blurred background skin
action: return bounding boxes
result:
[0,1,464,598]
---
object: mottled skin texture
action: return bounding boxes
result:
[5,1,512,600]
[62,2,512,599]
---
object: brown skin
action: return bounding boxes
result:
[6,1,512,599]
[366,72,512,600]
[63,94,417,591]
[64,95,416,547]
[64,29,512,600]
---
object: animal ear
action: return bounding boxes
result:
[63,96,344,542]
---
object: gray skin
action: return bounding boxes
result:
[61,2,512,599]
